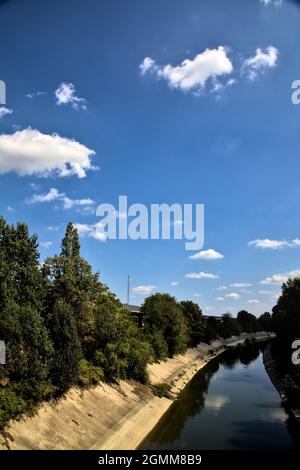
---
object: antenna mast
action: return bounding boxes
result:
[127,275,131,305]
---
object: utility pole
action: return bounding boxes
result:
[127,275,131,305]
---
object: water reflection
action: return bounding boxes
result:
[140,342,300,450]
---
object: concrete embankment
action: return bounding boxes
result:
[0,332,273,450]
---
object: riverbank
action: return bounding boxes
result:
[0,332,274,450]
[263,343,300,426]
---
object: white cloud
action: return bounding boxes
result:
[0,129,95,178]
[132,285,156,295]
[47,225,59,231]
[30,187,61,203]
[229,282,252,288]
[260,269,300,285]
[0,106,13,118]
[260,0,282,6]
[242,46,279,81]
[288,269,300,278]
[247,299,260,305]
[215,297,225,301]
[261,274,288,285]
[216,285,228,291]
[249,238,300,249]
[248,238,289,249]
[55,83,87,110]
[26,91,47,99]
[40,241,53,248]
[62,196,95,210]
[140,46,233,94]
[171,282,179,286]
[185,272,219,280]
[28,187,95,210]
[189,248,224,260]
[225,292,240,300]
[74,222,107,241]
[139,57,156,75]
[6,206,15,212]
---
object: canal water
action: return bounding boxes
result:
[141,342,300,449]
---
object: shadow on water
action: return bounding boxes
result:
[140,342,300,450]
[141,358,220,446]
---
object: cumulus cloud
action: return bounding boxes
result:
[189,248,224,260]
[140,46,233,94]
[55,82,87,110]
[249,239,289,249]
[215,297,225,301]
[74,222,107,241]
[185,272,219,279]
[0,106,13,118]
[249,238,300,249]
[171,282,179,286]
[260,269,300,285]
[225,292,240,300]
[242,46,279,81]
[28,187,95,210]
[247,299,260,305]
[0,129,96,178]
[229,282,252,288]
[260,0,282,6]
[132,285,156,295]
[261,274,288,285]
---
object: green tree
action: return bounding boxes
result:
[218,313,241,339]
[237,310,260,333]
[0,301,53,400]
[47,299,82,393]
[258,312,273,331]
[180,301,206,347]
[142,293,188,358]
[93,293,152,382]
[42,223,101,353]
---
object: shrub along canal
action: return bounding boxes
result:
[141,342,300,449]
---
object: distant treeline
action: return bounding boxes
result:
[0,218,279,429]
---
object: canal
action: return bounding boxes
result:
[141,342,300,449]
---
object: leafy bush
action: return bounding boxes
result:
[0,387,28,430]
[78,359,104,387]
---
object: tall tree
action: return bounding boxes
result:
[43,223,101,352]
[47,299,82,393]
[180,301,206,347]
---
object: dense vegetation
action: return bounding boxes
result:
[0,217,273,429]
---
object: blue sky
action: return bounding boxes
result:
[0,0,300,316]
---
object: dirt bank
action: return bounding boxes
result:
[0,332,274,450]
